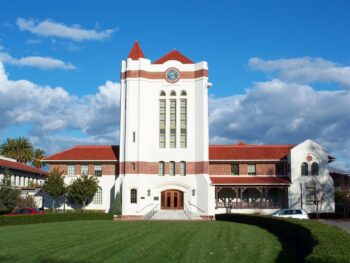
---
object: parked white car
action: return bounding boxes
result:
[271,209,309,219]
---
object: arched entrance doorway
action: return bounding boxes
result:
[161,190,184,210]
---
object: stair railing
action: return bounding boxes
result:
[184,203,191,220]
[143,204,159,220]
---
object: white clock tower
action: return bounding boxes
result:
[119,41,214,218]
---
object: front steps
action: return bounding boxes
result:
[150,210,204,220]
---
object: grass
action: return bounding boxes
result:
[0,220,290,263]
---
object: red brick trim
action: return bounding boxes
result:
[121,69,208,80]
[119,161,209,175]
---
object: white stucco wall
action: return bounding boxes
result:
[288,139,335,213]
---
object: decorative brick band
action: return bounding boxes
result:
[121,69,208,80]
[119,161,209,175]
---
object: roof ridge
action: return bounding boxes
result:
[153,49,194,64]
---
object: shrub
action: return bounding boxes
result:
[216,214,350,263]
[16,195,37,209]
[110,191,122,215]
[0,212,113,226]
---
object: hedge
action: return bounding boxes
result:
[0,212,113,226]
[216,214,350,263]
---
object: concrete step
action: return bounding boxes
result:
[150,210,204,220]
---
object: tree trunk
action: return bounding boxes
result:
[82,200,85,212]
[52,198,55,212]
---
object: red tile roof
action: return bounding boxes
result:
[43,145,119,162]
[210,176,290,185]
[209,144,294,160]
[153,49,194,64]
[128,41,145,60]
[0,159,48,176]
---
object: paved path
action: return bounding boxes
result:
[319,219,350,234]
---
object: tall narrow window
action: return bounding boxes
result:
[93,187,102,204]
[311,162,319,176]
[180,99,187,148]
[305,187,315,205]
[231,163,239,175]
[67,165,75,177]
[301,162,308,176]
[94,165,102,177]
[180,161,186,176]
[170,99,176,148]
[81,165,88,175]
[247,164,256,176]
[159,161,165,176]
[169,161,175,176]
[133,131,136,143]
[130,189,137,203]
[159,99,166,148]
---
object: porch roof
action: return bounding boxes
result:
[210,176,290,185]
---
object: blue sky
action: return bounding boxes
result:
[0,0,350,170]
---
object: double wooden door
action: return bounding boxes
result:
[161,190,183,210]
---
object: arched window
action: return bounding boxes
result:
[301,162,308,176]
[311,162,319,176]
[130,189,137,203]
[180,90,187,96]
[93,187,102,204]
[160,90,166,96]
[159,161,165,176]
[170,90,176,96]
[180,161,186,176]
[169,161,175,176]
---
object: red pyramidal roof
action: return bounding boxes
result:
[128,41,145,60]
[153,49,194,64]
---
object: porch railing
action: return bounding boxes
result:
[216,201,283,209]
[143,204,159,220]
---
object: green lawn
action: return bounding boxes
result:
[0,220,291,263]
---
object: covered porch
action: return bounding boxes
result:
[211,177,290,210]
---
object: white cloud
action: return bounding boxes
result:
[17,18,115,42]
[0,51,75,70]
[25,39,42,45]
[0,62,120,154]
[209,78,350,170]
[249,57,350,87]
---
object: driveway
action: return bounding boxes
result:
[319,219,350,234]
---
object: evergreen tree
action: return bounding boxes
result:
[32,148,45,169]
[111,191,122,215]
[0,137,34,163]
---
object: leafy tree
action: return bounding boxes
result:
[335,189,350,218]
[43,168,65,211]
[0,137,34,163]
[111,191,122,215]
[0,168,21,212]
[32,148,45,169]
[68,175,98,211]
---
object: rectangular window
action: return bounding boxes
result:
[81,165,88,176]
[130,189,137,203]
[133,131,136,143]
[159,99,166,148]
[180,99,187,148]
[305,187,316,205]
[170,99,176,148]
[247,164,256,176]
[132,163,136,171]
[231,163,239,175]
[159,162,165,176]
[94,165,102,177]
[67,165,75,177]
[92,188,102,204]
[169,161,175,176]
[276,163,284,175]
[180,161,186,176]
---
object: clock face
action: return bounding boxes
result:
[166,68,180,82]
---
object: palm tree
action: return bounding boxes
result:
[0,137,34,163]
[32,148,45,168]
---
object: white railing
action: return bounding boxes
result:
[143,204,159,220]
[184,203,191,220]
